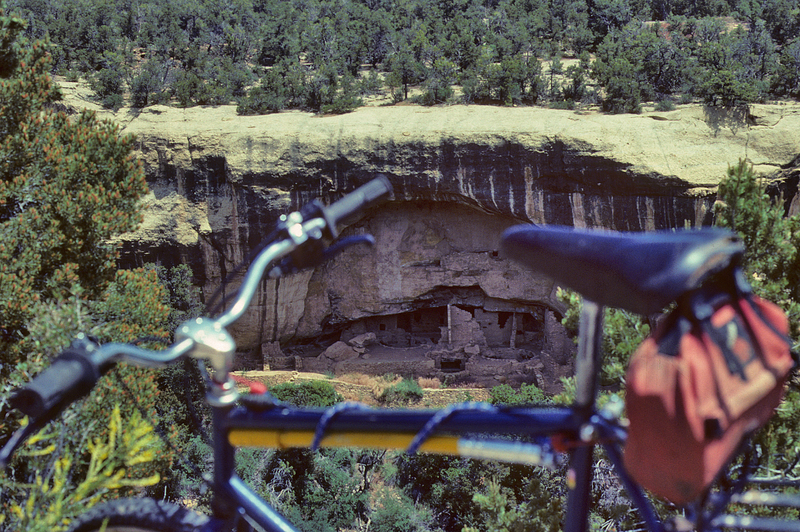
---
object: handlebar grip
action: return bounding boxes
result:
[324,175,393,230]
[10,349,102,419]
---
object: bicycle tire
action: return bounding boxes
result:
[67,497,210,532]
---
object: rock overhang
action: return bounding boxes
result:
[74,93,800,359]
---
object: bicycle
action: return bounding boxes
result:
[2,175,799,532]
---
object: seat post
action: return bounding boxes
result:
[574,300,604,410]
[564,299,604,532]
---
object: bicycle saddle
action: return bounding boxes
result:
[500,225,745,315]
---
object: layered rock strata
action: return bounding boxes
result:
[66,91,800,381]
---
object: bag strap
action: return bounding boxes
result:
[687,267,758,381]
[730,265,797,368]
[698,313,752,380]
[687,265,797,378]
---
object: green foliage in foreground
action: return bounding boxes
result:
[0,9,201,530]
[464,478,563,532]
[0,405,161,532]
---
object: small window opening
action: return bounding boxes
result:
[440,358,465,372]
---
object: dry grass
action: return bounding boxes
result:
[336,373,404,399]
[241,370,491,406]
[336,373,383,387]
[417,377,441,389]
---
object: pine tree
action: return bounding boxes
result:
[714,159,800,338]
[0,3,148,365]
[0,5,181,529]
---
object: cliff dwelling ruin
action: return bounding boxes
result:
[267,296,571,391]
[108,102,800,392]
[223,202,576,391]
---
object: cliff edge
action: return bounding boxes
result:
[57,81,800,378]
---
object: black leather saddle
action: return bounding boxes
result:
[500,225,745,315]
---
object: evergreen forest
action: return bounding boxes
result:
[2,1,800,531]
[6,0,800,114]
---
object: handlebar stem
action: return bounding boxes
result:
[207,377,240,408]
[172,215,328,384]
[175,317,236,384]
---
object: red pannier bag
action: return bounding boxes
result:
[624,278,794,505]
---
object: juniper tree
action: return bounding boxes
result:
[0,4,148,365]
[0,5,180,529]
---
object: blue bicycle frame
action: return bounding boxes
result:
[194,301,664,532]
[11,179,790,532]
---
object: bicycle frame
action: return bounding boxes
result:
[0,213,664,532]
[193,299,665,532]
[8,178,800,532]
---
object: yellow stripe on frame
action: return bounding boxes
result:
[228,429,460,455]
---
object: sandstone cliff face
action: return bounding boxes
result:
[60,82,800,373]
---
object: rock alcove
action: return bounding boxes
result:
[85,98,800,390]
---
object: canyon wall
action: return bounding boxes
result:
[61,84,800,382]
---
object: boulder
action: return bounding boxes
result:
[321,341,361,362]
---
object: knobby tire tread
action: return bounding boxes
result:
[67,497,210,532]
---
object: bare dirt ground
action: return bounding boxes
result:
[235,370,491,408]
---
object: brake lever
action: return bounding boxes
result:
[269,235,376,278]
[323,235,376,260]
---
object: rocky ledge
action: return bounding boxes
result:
[60,82,800,385]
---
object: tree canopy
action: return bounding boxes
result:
[0,4,150,364]
[0,6,194,529]
[5,0,800,114]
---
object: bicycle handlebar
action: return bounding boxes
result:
[2,176,393,463]
[10,337,104,419]
[322,175,392,234]
[216,175,392,328]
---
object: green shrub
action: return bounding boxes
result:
[293,449,370,532]
[394,452,548,531]
[90,52,127,110]
[129,58,169,108]
[370,486,432,532]
[269,380,343,407]
[320,92,362,114]
[172,70,204,108]
[655,99,676,111]
[548,99,576,110]
[489,383,547,406]
[464,478,563,532]
[379,378,423,405]
[237,85,286,115]
[246,448,379,532]
[557,287,650,388]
